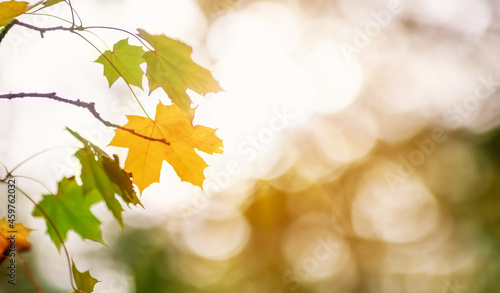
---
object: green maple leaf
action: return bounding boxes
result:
[42,0,65,8]
[95,38,146,89]
[137,29,222,116]
[71,261,99,293]
[67,127,142,227]
[32,177,104,250]
[75,147,125,226]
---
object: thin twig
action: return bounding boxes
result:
[0,92,170,145]
[9,19,83,38]
[66,0,76,28]
[6,20,152,50]
[12,185,78,292]
[18,254,45,293]
[6,146,77,177]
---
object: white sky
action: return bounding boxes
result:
[0,0,498,291]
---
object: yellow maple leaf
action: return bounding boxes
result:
[0,217,32,264]
[0,0,28,27]
[109,102,223,192]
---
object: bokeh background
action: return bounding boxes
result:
[1,0,500,292]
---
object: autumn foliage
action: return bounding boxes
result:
[0,0,223,291]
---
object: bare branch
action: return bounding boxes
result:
[8,19,83,38]
[0,92,170,145]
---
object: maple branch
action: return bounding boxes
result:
[1,20,154,121]
[0,92,170,145]
[18,254,45,293]
[8,19,84,38]
[2,20,150,50]
[5,20,146,47]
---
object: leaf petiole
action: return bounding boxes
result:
[84,25,154,51]
[2,184,79,292]
[6,146,77,177]
[72,31,151,118]
[25,12,73,25]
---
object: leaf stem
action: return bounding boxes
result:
[71,31,151,119]
[0,161,8,177]
[67,0,83,27]
[7,185,78,292]
[25,12,74,25]
[66,0,76,28]
[6,146,77,177]
[12,175,56,196]
[81,29,112,51]
[18,254,45,293]
[83,25,153,51]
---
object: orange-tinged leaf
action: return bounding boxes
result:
[0,0,28,27]
[109,102,223,191]
[137,29,222,116]
[0,218,32,263]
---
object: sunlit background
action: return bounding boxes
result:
[1,0,500,292]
